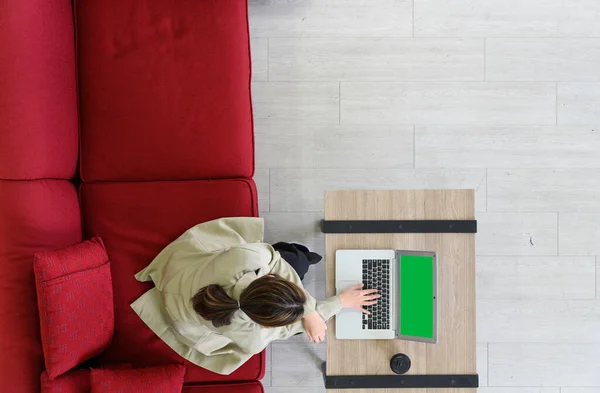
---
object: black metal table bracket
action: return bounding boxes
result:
[321,220,477,234]
[322,363,479,389]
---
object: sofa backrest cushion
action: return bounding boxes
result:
[0,0,78,180]
[75,0,254,182]
[0,180,82,393]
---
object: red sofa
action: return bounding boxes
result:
[0,0,264,392]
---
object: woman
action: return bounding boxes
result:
[131,217,379,375]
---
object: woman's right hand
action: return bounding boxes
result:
[303,311,327,343]
[339,284,380,314]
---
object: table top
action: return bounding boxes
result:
[324,189,477,393]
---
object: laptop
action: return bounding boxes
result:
[335,249,437,343]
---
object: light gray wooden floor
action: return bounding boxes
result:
[248,1,600,391]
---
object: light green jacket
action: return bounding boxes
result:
[131,217,342,375]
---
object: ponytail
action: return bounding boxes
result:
[192,275,306,328]
[191,284,238,327]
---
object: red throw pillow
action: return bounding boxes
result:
[41,369,90,393]
[90,364,186,393]
[41,365,133,393]
[34,237,114,379]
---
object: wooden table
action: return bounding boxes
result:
[324,190,477,392]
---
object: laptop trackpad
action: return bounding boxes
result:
[336,281,362,296]
[335,281,364,338]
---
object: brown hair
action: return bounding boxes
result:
[191,275,306,328]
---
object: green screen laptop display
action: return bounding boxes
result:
[399,255,435,340]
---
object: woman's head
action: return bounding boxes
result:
[191,274,306,328]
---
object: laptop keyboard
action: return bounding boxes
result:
[362,259,390,330]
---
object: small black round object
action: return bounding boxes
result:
[390,354,411,375]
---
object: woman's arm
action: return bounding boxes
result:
[266,247,379,343]
[266,252,343,343]
[295,285,381,343]
[267,252,343,320]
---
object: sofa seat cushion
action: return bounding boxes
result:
[34,238,114,380]
[0,0,78,180]
[75,0,254,182]
[0,180,82,393]
[80,180,263,383]
[91,364,186,393]
[183,382,264,393]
